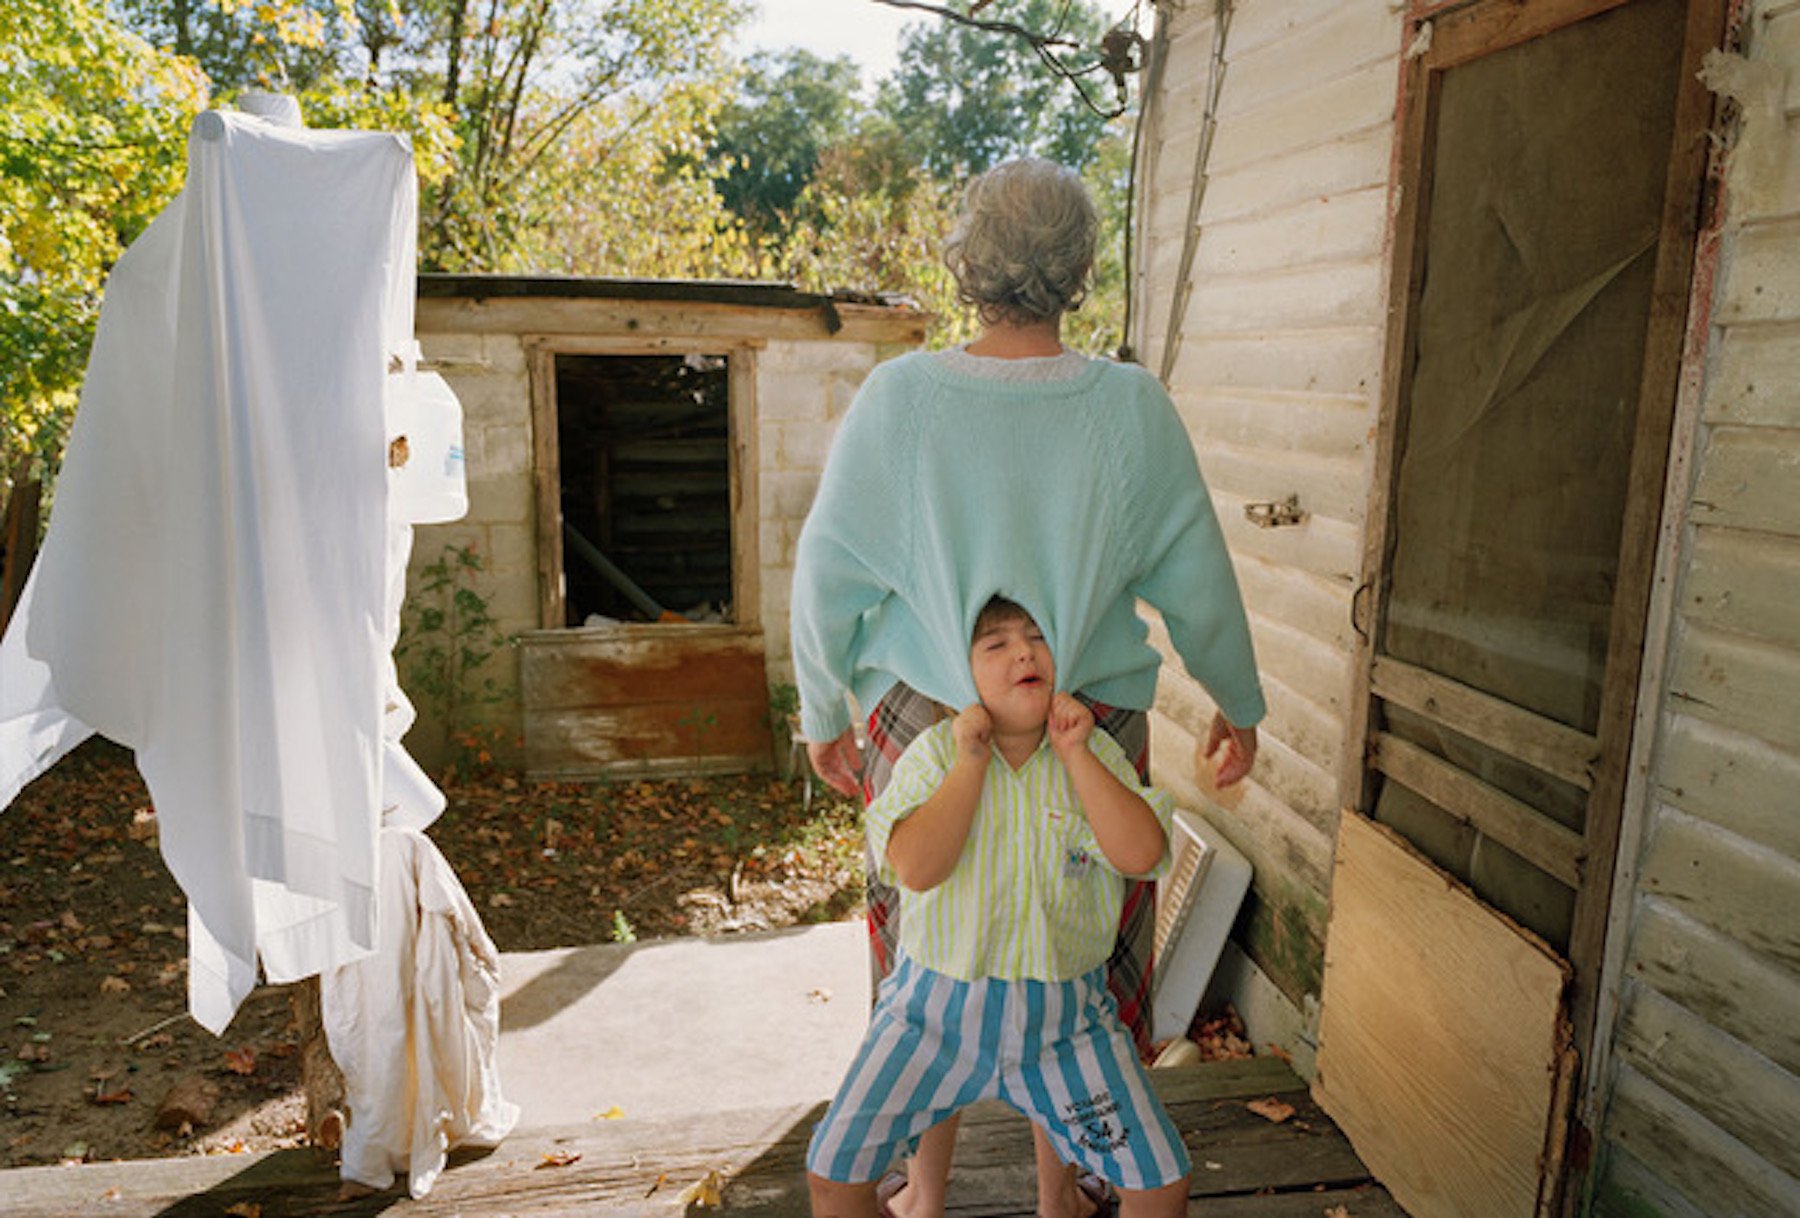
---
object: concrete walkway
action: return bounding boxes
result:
[496,919,872,1128]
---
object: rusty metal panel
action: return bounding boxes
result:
[518,624,772,778]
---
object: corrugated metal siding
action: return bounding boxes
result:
[1594,2,1800,1213]
[1134,0,1403,1009]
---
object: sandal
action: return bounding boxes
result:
[876,1171,909,1218]
[1074,1172,1118,1218]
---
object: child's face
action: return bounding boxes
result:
[970,614,1055,733]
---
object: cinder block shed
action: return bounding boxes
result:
[408,275,927,779]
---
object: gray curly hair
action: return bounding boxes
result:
[943,158,1098,326]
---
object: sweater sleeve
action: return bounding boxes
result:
[1127,377,1268,729]
[789,366,910,742]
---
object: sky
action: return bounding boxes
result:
[743,0,1143,87]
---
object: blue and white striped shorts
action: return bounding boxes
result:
[807,954,1191,1190]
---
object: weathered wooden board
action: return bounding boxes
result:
[1213,494,1363,584]
[1626,896,1800,1076]
[1183,437,1368,526]
[1689,424,1800,536]
[1231,555,1357,656]
[1147,618,1347,786]
[1614,982,1800,1178]
[1314,813,1570,1218]
[1218,3,1401,121]
[1591,1142,1713,1218]
[518,625,772,778]
[0,1059,1404,1218]
[520,627,768,710]
[1370,732,1585,888]
[1604,1064,1800,1218]
[1667,619,1800,753]
[1704,321,1800,427]
[1229,0,1387,61]
[1201,124,1395,227]
[1166,326,1384,398]
[1713,217,1800,324]
[1638,805,1800,970]
[1176,385,1373,462]
[1149,709,1338,900]
[1208,58,1398,174]
[1657,711,1800,862]
[1369,657,1597,792]
[1682,525,1800,648]
[1193,188,1389,278]
[1178,257,1388,336]
[417,296,928,346]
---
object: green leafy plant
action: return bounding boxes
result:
[679,703,719,768]
[767,681,800,724]
[396,542,511,755]
[610,909,638,944]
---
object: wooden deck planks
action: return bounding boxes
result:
[0,1059,1402,1218]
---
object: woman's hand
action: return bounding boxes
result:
[1047,692,1094,760]
[806,729,864,798]
[1202,713,1258,788]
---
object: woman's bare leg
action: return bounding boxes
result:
[1032,1127,1104,1218]
[1115,1178,1189,1218]
[885,1115,959,1218]
[810,1174,881,1218]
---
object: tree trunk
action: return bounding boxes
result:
[0,472,40,636]
[290,977,346,1150]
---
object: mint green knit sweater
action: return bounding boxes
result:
[790,351,1266,743]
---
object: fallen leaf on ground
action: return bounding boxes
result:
[594,1106,625,1120]
[1246,1096,1296,1123]
[224,1203,261,1217]
[99,976,131,994]
[1323,1207,1352,1218]
[538,1150,582,1169]
[222,1048,257,1075]
[128,808,158,842]
[679,1169,724,1208]
[91,1085,133,1105]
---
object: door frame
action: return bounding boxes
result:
[1341,0,1727,1172]
[525,337,762,632]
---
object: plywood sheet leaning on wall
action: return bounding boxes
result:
[1314,812,1573,1218]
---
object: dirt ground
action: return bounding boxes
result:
[0,739,864,1170]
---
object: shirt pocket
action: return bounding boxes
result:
[1034,805,1107,945]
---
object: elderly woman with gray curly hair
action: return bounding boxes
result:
[789,158,1265,1218]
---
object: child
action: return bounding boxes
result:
[806,598,1191,1218]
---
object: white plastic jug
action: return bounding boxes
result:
[386,343,468,525]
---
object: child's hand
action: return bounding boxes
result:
[1047,693,1093,759]
[951,703,994,764]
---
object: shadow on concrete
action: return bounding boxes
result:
[498,941,632,1032]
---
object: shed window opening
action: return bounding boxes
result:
[554,353,733,627]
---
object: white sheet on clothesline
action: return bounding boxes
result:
[0,108,428,1033]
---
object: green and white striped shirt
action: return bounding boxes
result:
[865,721,1174,983]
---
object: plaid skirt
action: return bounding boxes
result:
[860,681,1157,1060]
